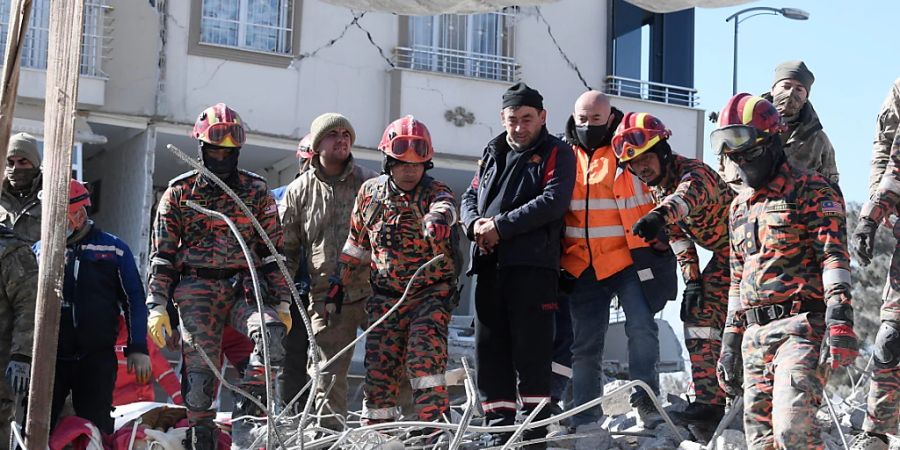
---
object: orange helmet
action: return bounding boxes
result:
[612,112,671,163]
[192,103,246,148]
[378,115,434,165]
[711,93,786,155]
[296,133,313,160]
[68,180,91,213]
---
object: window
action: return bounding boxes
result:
[199,0,293,55]
[0,0,109,77]
[396,10,517,82]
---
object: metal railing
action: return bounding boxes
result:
[604,75,700,108]
[0,0,110,77]
[394,45,520,82]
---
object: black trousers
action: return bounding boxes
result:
[51,350,117,434]
[475,264,557,423]
[276,299,309,409]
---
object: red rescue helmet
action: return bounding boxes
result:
[612,112,671,163]
[296,133,313,160]
[68,179,91,213]
[378,115,434,165]
[711,93,786,155]
[192,103,246,148]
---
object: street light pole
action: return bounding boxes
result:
[726,7,810,94]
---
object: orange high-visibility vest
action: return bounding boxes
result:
[561,145,656,280]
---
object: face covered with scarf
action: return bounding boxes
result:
[771,79,808,121]
[728,136,785,190]
[5,156,39,190]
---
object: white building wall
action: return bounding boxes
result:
[608,95,705,159]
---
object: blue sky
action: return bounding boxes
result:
[693,1,900,204]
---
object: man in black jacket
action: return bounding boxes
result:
[460,83,575,447]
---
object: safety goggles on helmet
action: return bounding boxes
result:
[710,124,772,155]
[202,122,246,147]
[388,136,430,159]
[612,127,670,160]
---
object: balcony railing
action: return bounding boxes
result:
[394,45,520,83]
[603,75,699,108]
[0,0,111,78]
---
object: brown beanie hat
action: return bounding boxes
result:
[309,113,355,151]
[7,133,40,167]
[772,60,815,91]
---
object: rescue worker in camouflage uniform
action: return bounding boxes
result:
[0,225,37,446]
[620,113,734,425]
[0,133,43,244]
[282,114,377,429]
[714,94,858,450]
[720,61,839,191]
[146,103,292,450]
[333,116,458,430]
[849,78,900,450]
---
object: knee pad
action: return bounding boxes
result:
[874,320,900,369]
[250,324,287,367]
[184,370,215,412]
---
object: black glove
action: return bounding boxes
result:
[632,211,666,242]
[325,276,345,317]
[852,217,878,266]
[680,279,703,322]
[821,303,859,369]
[559,270,577,295]
[716,332,743,397]
[294,280,311,308]
[874,320,900,369]
[5,355,30,396]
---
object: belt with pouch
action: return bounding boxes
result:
[183,267,244,280]
[745,298,825,326]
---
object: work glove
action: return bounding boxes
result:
[127,352,152,384]
[680,279,703,322]
[325,275,345,323]
[632,211,666,243]
[148,304,173,349]
[873,320,900,369]
[295,279,311,307]
[716,332,743,397]
[276,301,293,333]
[559,270,577,295]
[423,212,451,241]
[4,356,30,396]
[851,216,878,266]
[821,303,859,369]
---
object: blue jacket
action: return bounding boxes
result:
[34,223,148,358]
[460,127,576,274]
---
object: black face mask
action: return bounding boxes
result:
[734,141,779,190]
[4,167,39,189]
[575,124,611,150]
[201,146,240,179]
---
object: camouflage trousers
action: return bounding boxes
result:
[0,347,12,446]
[862,256,900,436]
[174,275,282,426]
[362,282,453,423]
[684,251,729,406]
[742,312,827,449]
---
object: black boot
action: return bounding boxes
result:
[671,402,725,425]
[231,386,266,449]
[183,425,217,450]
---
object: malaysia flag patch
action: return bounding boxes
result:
[821,200,843,217]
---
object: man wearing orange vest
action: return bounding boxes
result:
[562,91,663,445]
[618,113,734,426]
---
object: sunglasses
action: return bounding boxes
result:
[390,136,430,158]
[204,122,246,146]
[710,124,771,155]
[612,127,669,159]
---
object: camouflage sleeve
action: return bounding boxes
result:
[2,244,37,358]
[816,132,840,185]
[654,171,710,225]
[256,189,290,304]
[281,182,304,278]
[338,186,372,283]
[804,181,852,306]
[726,202,745,335]
[862,134,900,224]
[427,182,458,226]
[147,186,182,306]
[667,223,700,282]
[868,80,900,199]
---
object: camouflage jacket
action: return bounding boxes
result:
[282,156,377,303]
[651,154,733,282]
[868,78,900,199]
[340,175,458,295]
[148,170,290,307]
[861,133,900,225]
[727,161,850,331]
[0,228,37,359]
[0,175,43,244]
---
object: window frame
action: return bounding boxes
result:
[188,0,303,68]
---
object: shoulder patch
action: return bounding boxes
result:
[821,200,843,217]
[168,170,199,187]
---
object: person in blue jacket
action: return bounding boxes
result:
[33,180,150,434]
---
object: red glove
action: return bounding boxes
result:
[423,213,451,241]
[823,323,859,369]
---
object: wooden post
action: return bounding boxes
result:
[24,0,84,448]
[0,0,33,187]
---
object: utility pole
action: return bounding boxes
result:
[24,1,84,448]
[0,0,34,186]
